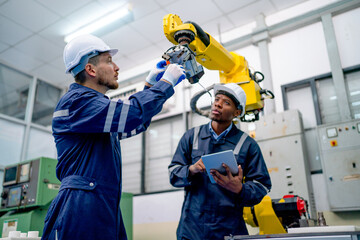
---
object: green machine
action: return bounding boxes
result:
[0,157,60,237]
[121,192,133,240]
[0,157,134,239]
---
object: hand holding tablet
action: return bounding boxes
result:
[202,150,239,184]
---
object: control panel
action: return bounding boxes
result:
[0,158,59,210]
[317,120,360,211]
[240,110,316,218]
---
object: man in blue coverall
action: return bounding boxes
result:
[169,83,271,240]
[42,34,185,240]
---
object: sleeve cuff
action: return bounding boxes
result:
[185,166,193,184]
[153,80,175,99]
[236,183,247,202]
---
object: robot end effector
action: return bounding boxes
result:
[162,14,274,122]
[162,45,204,84]
[162,16,208,84]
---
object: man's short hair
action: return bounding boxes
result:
[74,54,101,83]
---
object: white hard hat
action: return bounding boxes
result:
[63,34,118,77]
[213,83,247,117]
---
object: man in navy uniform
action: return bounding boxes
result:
[169,83,271,240]
[43,34,185,240]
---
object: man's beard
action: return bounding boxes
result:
[210,113,222,123]
[99,78,119,90]
[210,112,232,124]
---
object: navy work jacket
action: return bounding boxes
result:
[169,123,271,240]
[42,81,173,240]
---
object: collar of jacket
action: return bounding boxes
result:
[200,123,241,145]
[69,83,109,99]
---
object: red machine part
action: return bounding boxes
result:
[283,194,306,216]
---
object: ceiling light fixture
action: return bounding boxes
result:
[64,5,132,43]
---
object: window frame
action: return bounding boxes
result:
[281,64,360,125]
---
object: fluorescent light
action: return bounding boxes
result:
[64,5,131,43]
[352,101,360,107]
[350,90,360,96]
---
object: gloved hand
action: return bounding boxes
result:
[145,60,167,85]
[161,64,186,87]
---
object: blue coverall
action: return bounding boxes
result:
[42,81,174,240]
[169,123,271,240]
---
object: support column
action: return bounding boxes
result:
[321,13,351,121]
[252,14,276,115]
[20,77,37,162]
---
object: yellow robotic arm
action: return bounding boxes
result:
[243,195,311,235]
[163,14,239,74]
[163,14,274,121]
[243,196,287,235]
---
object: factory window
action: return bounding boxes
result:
[0,118,25,165]
[285,83,318,129]
[121,133,143,194]
[32,80,62,127]
[26,127,57,160]
[316,66,360,123]
[145,115,184,192]
[0,64,32,120]
[282,64,360,125]
[316,77,342,124]
[111,88,137,99]
[189,110,210,129]
[0,170,3,194]
[345,69,360,119]
[120,110,212,194]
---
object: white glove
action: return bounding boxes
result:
[146,60,167,85]
[162,64,186,87]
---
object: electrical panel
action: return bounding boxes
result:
[317,120,360,211]
[240,110,316,218]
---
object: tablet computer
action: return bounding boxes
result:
[202,150,239,184]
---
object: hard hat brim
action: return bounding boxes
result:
[108,49,118,56]
[65,48,118,74]
[214,84,240,105]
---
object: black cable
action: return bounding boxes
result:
[260,89,275,99]
[190,84,215,117]
[184,21,210,47]
[254,71,264,82]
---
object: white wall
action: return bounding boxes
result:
[333,7,360,69]
[133,191,183,240]
[234,45,261,73]
[268,22,331,112]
